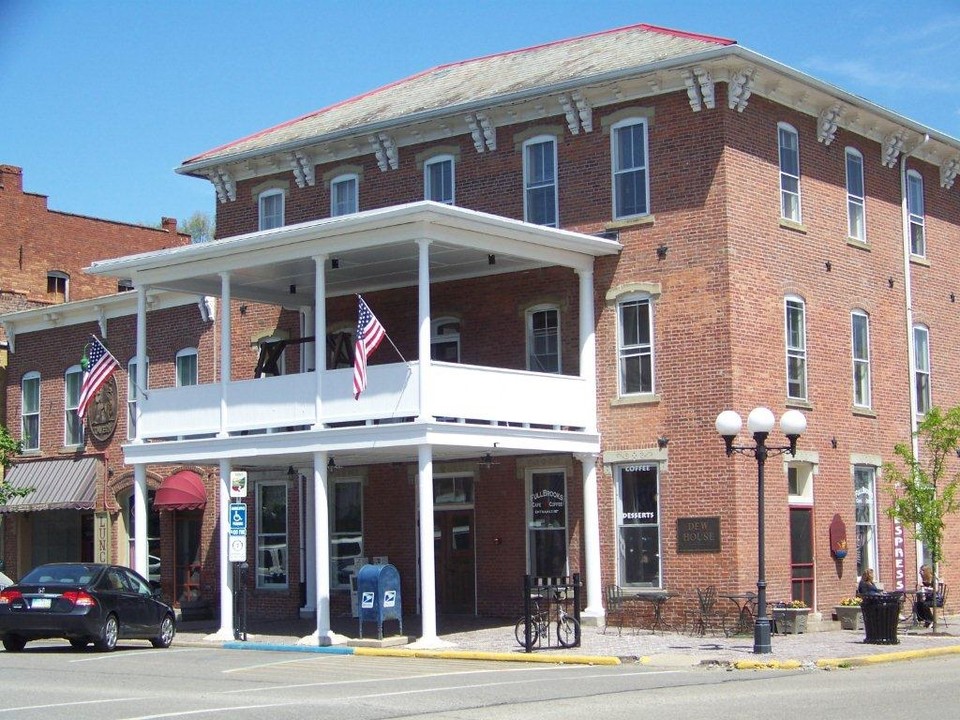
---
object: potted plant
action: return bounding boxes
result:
[834,596,862,630]
[772,600,810,634]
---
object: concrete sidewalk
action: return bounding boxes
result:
[174,613,960,669]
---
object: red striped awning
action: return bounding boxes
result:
[154,470,206,511]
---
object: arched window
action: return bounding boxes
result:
[21,371,40,451]
[127,356,150,440]
[522,135,558,227]
[64,365,83,446]
[258,188,285,230]
[431,317,461,363]
[176,348,198,387]
[424,154,455,204]
[331,173,359,216]
[610,117,649,219]
[526,304,560,373]
[785,296,807,400]
[778,122,801,222]
[845,148,865,241]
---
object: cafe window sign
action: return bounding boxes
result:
[616,464,661,587]
[527,470,568,577]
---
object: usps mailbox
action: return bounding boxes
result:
[357,563,403,640]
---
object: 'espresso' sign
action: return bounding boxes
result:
[676,516,721,553]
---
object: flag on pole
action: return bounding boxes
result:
[77,336,120,420]
[353,296,386,399]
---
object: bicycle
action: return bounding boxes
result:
[514,589,580,648]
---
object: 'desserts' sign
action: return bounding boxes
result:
[676,517,721,553]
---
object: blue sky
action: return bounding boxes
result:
[2,0,958,229]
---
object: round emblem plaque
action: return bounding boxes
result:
[87,375,119,442]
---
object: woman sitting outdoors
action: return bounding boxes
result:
[857,568,881,596]
[915,565,936,627]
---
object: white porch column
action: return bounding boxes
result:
[218,272,231,438]
[313,256,327,428]
[133,465,148,577]
[301,306,315,372]
[576,453,604,621]
[411,444,444,647]
[210,458,234,640]
[576,266,597,433]
[135,286,147,443]
[300,451,346,645]
[416,239,432,422]
[301,468,316,615]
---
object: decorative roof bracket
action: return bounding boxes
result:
[727,67,755,112]
[368,133,398,172]
[940,156,960,189]
[817,104,843,145]
[208,166,236,203]
[465,112,496,152]
[681,66,715,112]
[289,151,316,188]
[881,130,908,168]
[558,91,593,135]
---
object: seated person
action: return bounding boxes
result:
[914,565,935,627]
[856,568,880,596]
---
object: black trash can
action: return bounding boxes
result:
[862,592,901,644]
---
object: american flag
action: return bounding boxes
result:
[77,336,120,420]
[353,296,386,399]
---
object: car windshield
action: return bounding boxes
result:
[20,564,99,585]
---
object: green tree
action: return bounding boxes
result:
[180,212,215,243]
[0,424,28,506]
[884,405,960,631]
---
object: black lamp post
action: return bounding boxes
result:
[715,407,807,654]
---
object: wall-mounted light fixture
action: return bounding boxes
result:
[327,457,340,472]
[289,284,297,295]
[239,304,248,316]
[825,260,832,272]
[287,465,297,479]
[831,437,838,449]
[656,245,668,260]
[331,258,340,269]
[657,436,669,449]
[888,278,895,288]
[478,452,498,468]
[488,254,496,265]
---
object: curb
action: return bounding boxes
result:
[354,647,620,665]
[816,644,960,668]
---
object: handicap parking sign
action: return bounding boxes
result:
[229,503,247,532]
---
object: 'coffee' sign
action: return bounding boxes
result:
[676,517,721,553]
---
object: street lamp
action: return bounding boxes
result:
[715,407,807,654]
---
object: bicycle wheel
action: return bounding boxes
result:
[515,617,540,647]
[557,614,580,648]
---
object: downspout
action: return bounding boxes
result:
[899,133,929,581]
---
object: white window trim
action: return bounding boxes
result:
[524,467,569,577]
[617,293,655,397]
[21,371,40,451]
[845,148,866,242]
[610,117,650,220]
[64,364,83,447]
[913,324,931,415]
[785,296,808,401]
[176,348,198,387]
[525,304,561,374]
[256,481,289,590]
[423,154,455,205]
[522,135,558,227]
[258,188,285,231]
[47,270,70,302]
[330,173,359,217]
[851,310,871,409]
[907,170,925,257]
[778,122,802,223]
[431,317,461,363]
[854,465,879,582]
[127,357,149,441]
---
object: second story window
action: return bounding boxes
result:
[845,148,866,241]
[523,135,557,227]
[127,357,149,440]
[785,297,807,401]
[778,123,801,223]
[64,365,83,446]
[176,348,198,387]
[611,118,649,219]
[21,371,40,451]
[617,295,654,396]
[431,318,461,363]
[424,155,455,204]
[851,311,871,409]
[331,174,358,216]
[47,271,69,303]
[526,305,560,373]
[913,325,931,414]
[907,170,925,257]
[258,189,285,231]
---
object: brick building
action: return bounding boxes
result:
[13,24,960,645]
[0,165,197,597]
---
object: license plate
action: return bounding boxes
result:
[31,597,52,609]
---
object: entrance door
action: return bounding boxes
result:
[789,507,814,607]
[433,510,475,613]
[175,512,202,605]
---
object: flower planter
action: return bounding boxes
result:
[772,607,809,634]
[835,605,862,630]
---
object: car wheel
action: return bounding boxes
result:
[150,614,175,648]
[69,638,89,650]
[2,635,26,652]
[94,614,119,651]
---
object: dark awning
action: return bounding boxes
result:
[0,457,98,513]
[154,470,206,511]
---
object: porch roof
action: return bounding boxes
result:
[85,202,621,306]
[0,457,98,514]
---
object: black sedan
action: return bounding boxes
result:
[0,562,176,652]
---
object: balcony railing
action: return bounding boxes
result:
[136,361,591,441]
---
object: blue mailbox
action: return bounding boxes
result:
[357,563,403,640]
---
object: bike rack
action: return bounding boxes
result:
[519,573,582,652]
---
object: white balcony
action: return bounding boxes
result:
[137,361,591,442]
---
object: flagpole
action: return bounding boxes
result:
[357,295,406,363]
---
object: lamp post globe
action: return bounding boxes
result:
[715,410,742,437]
[746,407,775,434]
[780,409,807,437]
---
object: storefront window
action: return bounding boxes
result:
[854,466,878,579]
[331,479,362,588]
[527,470,567,577]
[257,483,288,588]
[616,464,661,587]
